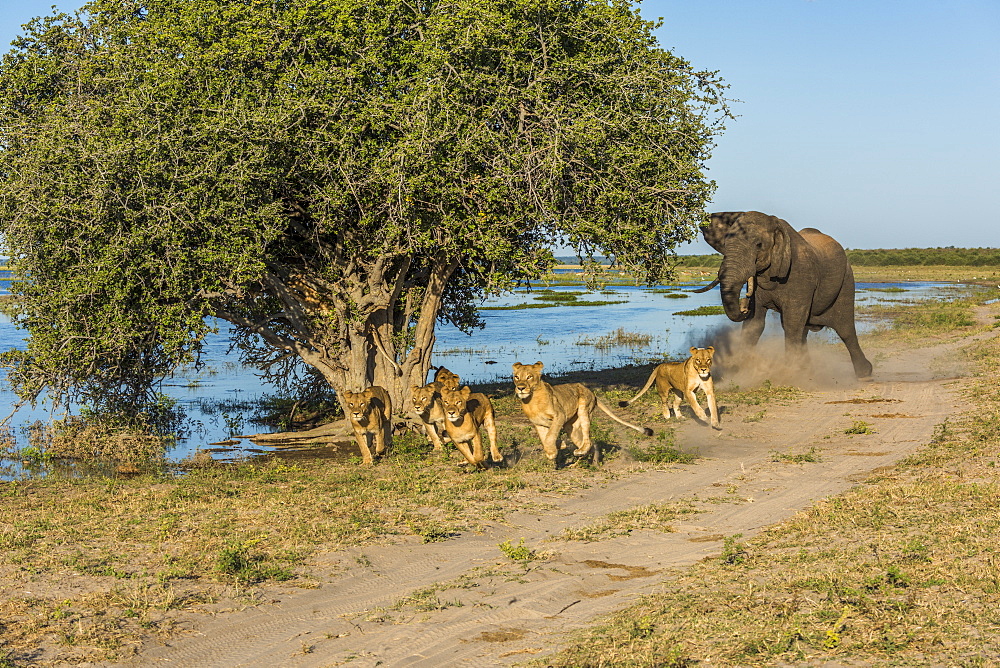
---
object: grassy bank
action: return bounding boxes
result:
[539,294,1000,665]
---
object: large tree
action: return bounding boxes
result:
[0,0,728,416]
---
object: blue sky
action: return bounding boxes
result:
[2,0,998,252]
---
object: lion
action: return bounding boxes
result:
[512,361,653,465]
[433,366,460,390]
[410,381,451,451]
[341,386,393,464]
[618,347,721,430]
[437,385,503,467]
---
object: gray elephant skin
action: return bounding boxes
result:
[697,210,873,379]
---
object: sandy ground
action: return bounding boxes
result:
[105,319,988,668]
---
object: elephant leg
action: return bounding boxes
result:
[832,320,873,379]
[780,310,811,369]
[733,313,768,371]
[740,312,767,348]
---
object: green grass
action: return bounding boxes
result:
[673,305,725,316]
[844,420,877,435]
[575,328,654,349]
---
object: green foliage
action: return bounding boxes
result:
[720,533,748,565]
[845,420,876,435]
[498,537,536,562]
[0,0,729,413]
[847,247,1000,266]
[216,538,295,584]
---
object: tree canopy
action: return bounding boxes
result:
[0,0,729,416]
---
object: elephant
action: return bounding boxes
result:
[694,211,873,379]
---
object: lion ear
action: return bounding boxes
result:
[512,362,522,372]
[689,347,698,356]
[460,386,472,398]
[706,346,715,354]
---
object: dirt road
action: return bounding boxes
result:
[114,326,980,668]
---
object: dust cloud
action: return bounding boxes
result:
[684,320,863,393]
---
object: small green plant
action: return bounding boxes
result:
[844,420,876,435]
[410,523,457,543]
[720,533,748,565]
[216,538,295,584]
[16,444,52,465]
[628,431,696,464]
[823,606,852,649]
[498,538,536,562]
[743,410,767,423]
[771,447,822,463]
[901,537,932,563]
[628,615,657,639]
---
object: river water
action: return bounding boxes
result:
[0,267,959,473]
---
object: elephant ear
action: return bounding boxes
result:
[768,218,793,281]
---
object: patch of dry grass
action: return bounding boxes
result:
[556,501,698,542]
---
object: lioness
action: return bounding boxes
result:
[512,361,653,465]
[341,386,393,464]
[410,381,451,451]
[433,366,461,391]
[438,385,503,467]
[619,347,721,430]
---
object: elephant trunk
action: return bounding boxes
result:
[719,254,755,322]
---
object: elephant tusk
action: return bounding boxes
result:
[738,276,755,313]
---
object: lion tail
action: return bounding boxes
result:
[596,400,654,437]
[618,366,660,408]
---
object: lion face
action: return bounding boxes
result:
[342,389,375,421]
[434,367,460,391]
[512,361,544,400]
[439,386,472,423]
[689,347,715,380]
[410,384,437,414]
